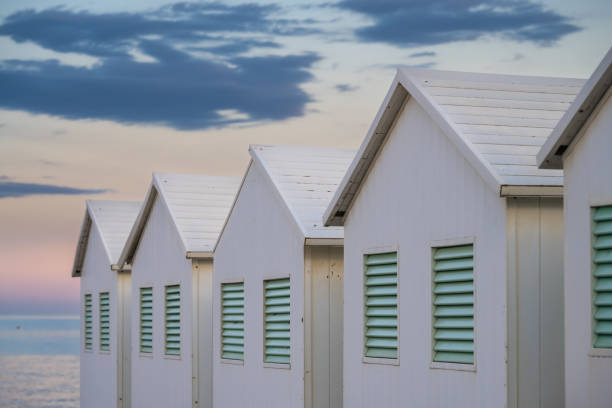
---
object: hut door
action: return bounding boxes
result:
[308,247,343,408]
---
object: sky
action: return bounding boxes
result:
[0,0,610,315]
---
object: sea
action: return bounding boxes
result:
[0,315,80,408]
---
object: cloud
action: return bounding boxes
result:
[337,0,581,47]
[409,51,436,58]
[0,181,111,198]
[335,83,359,93]
[0,4,321,129]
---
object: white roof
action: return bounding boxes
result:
[118,173,241,266]
[72,200,141,277]
[538,47,612,169]
[324,68,585,226]
[249,144,356,239]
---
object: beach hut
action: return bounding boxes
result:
[537,47,612,407]
[213,145,355,408]
[117,173,240,408]
[323,68,586,407]
[72,200,141,408]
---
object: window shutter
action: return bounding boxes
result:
[140,287,153,354]
[99,292,110,351]
[593,205,612,348]
[364,252,398,359]
[221,282,244,360]
[165,285,181,356]
[264,278,290,364]
[84,294,93,350]
[432,244,474,364]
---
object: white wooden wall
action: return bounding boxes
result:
[213,161,306,408]
[80,223,120,408]
[343,97,508,407]
[563,91,612,407]
[130,197,193,408]
[506,197,564,408]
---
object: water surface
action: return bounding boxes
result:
[0,315,79,408]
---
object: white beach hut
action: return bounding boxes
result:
[213,145,355,408]
[72,200,141,408]
[116,173,240,408]
[538,47,612,407]
[323,69,586,407]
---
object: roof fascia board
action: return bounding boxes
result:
[537,47,612,169]
[213,160,252,253]
[186,251,214,259]
[500,185,563,197]
[323,72,408,226]
[397,69,502,193]
[71,211,92,277]
[117,183,158,268]
[304,238,344,246]
[85,200,114,264]
[249,146,307,238]
[152,173,190,254]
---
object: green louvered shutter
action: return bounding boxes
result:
[221,282,244,360]
[264,278,290,364]
[140,287,153,353]
[99,292,110,351]
[433,244,474,364]
[593,205,612,348]
[364,252,398,359]
[165,285,181,356]
[84,294,93,350]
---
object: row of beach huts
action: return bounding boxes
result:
[73,48,612,408]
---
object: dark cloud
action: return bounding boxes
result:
[0,181,111,198]
[335,83,359,93]
[409,51,436,58]
[337,0,580,47]
[0,3,321,129]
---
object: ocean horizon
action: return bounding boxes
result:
[0,315,80,408]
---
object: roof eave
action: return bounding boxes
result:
[71,210,92,278]
[323,72,409,227]
[116,183,158,269]
[537,47,612,169]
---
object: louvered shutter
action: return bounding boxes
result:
[433,244,474,364]
[140,287,153,353]
[99,292,110,351]
[221,282,244,360]
[84,294,93,350]
[593,205,612,348]
[364,252,398,359]
[165,285,181,356]
[264,278,290,364]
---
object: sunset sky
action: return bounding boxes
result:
[0,0,610,315]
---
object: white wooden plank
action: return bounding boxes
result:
[422,78,583,95]
[449,114,557,129]
[435,96,570,111]
[493,165,562,177]
[426,86,577,103]
[458,124,552,137]
[441,105,565,120]
[475,144,542,155]
[467,134,548,146]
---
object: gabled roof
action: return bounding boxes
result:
[246,144,356,239]
[72,200,141,277]
[538,47,612,169]
[324,68,585,226]
[118,173,240,266]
